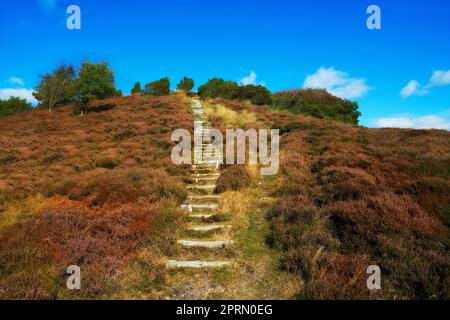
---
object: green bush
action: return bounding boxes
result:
[0,97,33,117]
[198,78,238,99]
[144,77,170,96]
[273,89,361,125]
[75,61,117,105]
[131,82,142,95]
[177,77,194,93]
[233,84,273,105]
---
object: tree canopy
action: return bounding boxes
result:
[177,77,194,93]
[198,78,238,99]
[33,64,76,111]
[75,62,117,105]
[272,89,361,125]
[131,82,142,95]
[0,97,33,117]
[144,77,170,96]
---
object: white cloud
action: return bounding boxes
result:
[401,69,450,98]
[373,114,450,130]
[8,76,25,87]
[400,80,428,98]
[239,71,258,86]
[0,88,37,105]
[303,67,370,99]
[427,70,450,88]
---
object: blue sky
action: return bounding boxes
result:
[1,0,449,129]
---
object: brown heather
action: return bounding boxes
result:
[212,98,450,299]
[0,95,191,299]
[0,94,449,299]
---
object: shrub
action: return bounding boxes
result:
[131,82,142,95]
[233,84,273,105]
[198,78,238,99]
[68,172,139,206]
[177,77,194,93]
[272,89,361,125]
[215,165,251,193]
[0,97,33,116]
[144,77,170,96]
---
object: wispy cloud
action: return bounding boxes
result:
[38,0,60,13]
[0,88,38,105]
[303,67,370,100]
[239,71,259,86]
[8,76,25,87]
[400,80,428,98]
[373,113,450,131]
[400,69,450,98]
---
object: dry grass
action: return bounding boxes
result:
[212,97,450,299]
[0,95,192,299]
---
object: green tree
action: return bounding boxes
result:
[177,77,194,93]
[233,85,273,105]
[33,64,76,111]
[144,77,170,96]
[131,82,142,95]
[0,97,33,117]
[197,78,238,99]
[75,61,117,105]
[272,89,361,125]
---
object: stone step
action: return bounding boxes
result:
[188,195,220,200]
[187,184,216,190]
[188,224,231,232]
[166,260,232,268]
[177,240,234,249]
[181,204,218,211]
[189,177,219,182]
[189,214,214,220]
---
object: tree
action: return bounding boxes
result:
[144,77,170,96]
[33,65,76,111]
[272,89,361,125]
[233,85,273,105]
[131,82,142,95]
[0,97,33,117]
[197,78,238,99]
[177,77,194,93]
[75,61,117,105]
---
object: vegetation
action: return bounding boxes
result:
[0,97,33,117]
[272,89,361,125]
[144,77,170,96]
[0,95,193,299]
[75,62,118,105]
[33,62,119,112]
[177,77,194,93]
[198,78,238,100]
[131,82,142,95]
[33,65,76,111]
[210,98,450,299]
[233,85,272,106]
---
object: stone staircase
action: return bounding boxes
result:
[166,99,234,269]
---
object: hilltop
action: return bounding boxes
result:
[0,94,449,299]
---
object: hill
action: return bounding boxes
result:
[0,94,449,299]
[0,95,192,299]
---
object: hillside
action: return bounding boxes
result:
[0,94,449,299]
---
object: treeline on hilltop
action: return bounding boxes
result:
[1,62,361,124]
